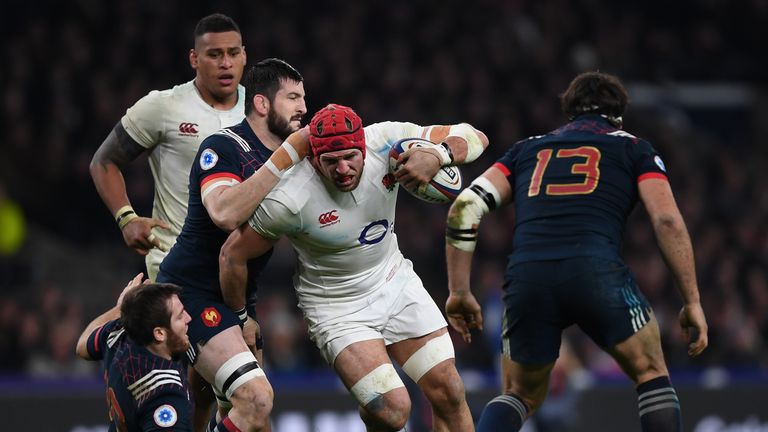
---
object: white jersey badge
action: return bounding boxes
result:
[200,149,218,170]
[153,404,177,427]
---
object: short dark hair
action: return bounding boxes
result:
[243,58,304,116]
[120,283,183,346]
[560,71,629,121]
[194,13,241,39]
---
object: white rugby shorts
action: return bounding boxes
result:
[302,259,447,365]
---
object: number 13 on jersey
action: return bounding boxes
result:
[528,146,601,196]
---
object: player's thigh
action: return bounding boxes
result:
[501,261,566,365]
[388,328,456,384]
[570,258,650,346]
[605,311,669,384]
[334,339,409,410]
[381,271,448,358]
[500,355,556,413]
[194,325,273,409]
[389,328,465,406]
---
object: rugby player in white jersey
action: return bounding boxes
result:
[220,104,489,432]
[90,13,246,281]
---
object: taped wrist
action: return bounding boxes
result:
[447,123,484,163]
[234,307,248,325]
[114,205,138,230]
[433,142,454,166]
[446,176,501,251]
[268,140,303,171]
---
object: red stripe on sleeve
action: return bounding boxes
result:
[492,162,512,177]
[92,325,104,353]
[222,417,242,432]
[201,172,242,189]
[637,172,668,183]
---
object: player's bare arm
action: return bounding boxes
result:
[220,226,275,357]
[202,127,309,232]
[90,123,170,254]
[394,123,489,189]
[75,272,145,359]
[445,166,511,343]
[639,178,708,357]
[219,225,276,311]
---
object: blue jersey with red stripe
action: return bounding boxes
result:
[158,120,273,297]
[86,320,191,431]
[495,114,668,265]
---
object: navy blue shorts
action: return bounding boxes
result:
[176,289,240,364]
[501,257,651,365]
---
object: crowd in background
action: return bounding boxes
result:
[1,0,767,382]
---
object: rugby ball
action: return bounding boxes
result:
[388,138,463,203]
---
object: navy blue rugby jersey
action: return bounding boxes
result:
[86,319,191,431]
[159,120,274,296]
[495,114,668,265]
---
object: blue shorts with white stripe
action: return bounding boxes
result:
[501,256,651,364]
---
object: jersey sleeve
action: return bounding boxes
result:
[629,139,669,183]
[248,194,301,241]
[493,139,526,184]
[138,392,192,431]
[194,133,245,191]
[85,319,121,361]
[363,121,425,155]
[120,90,166,149]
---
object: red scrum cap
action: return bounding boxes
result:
[309,104,366,158]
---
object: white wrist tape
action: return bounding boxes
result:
[264,160,283,178]
[445,176,500,251]
[432,143,453,166]
[280,140,301,165]
[448,123,484,163]
[350,363,404,406]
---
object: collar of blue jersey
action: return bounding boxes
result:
[571,113,623,128]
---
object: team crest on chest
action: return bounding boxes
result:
[382,174,396,192]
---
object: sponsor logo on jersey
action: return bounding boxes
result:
[318,210,340,227]
[654,155,667,172]
[200,149,219,170]
[201,307,221,327]
[381,174,396,192]
[178,122,199,136]
[153,404,177,427]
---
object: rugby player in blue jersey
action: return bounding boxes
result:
[444,72,708,432]
[156,58,307,432]
[77,274,193,431]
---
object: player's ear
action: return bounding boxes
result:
[253,94,269,116]
[189,49,198,69]
[153,327,167,344]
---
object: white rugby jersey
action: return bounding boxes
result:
[249,121,430,307]
[121,80,245,276]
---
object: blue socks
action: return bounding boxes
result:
[637,376,682,432]
[476,393,528,432]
